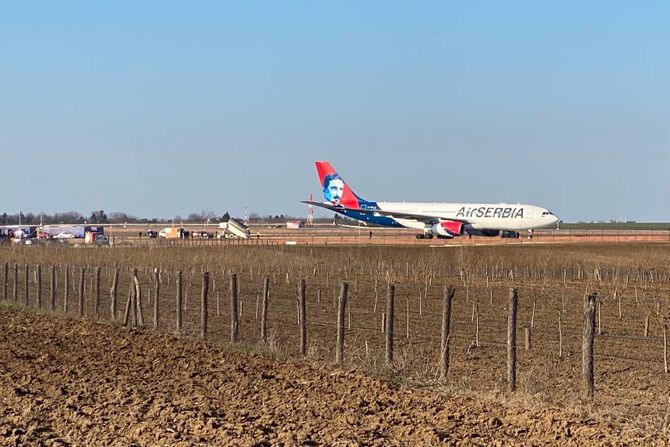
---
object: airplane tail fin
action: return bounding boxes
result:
[315,161,366,207]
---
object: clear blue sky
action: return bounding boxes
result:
[1,2,668,222]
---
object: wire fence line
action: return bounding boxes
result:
[1,260,668,406]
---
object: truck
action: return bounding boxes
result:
[158,227,182,239]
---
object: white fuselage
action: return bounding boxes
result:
[377,202,559,232]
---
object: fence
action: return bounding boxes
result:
[1,259,669,417]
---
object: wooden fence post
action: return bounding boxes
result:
[36,265,42,308]
[24,264,29,307]
[597,299,602,335]
[63,266,69,313]
[261,276,270,343]
[299,279,307,356]
[176,271,183,334]
[440,286,455,382]
[296,296,300,325]
[154,268,160,330]
[230,274,239,342]
[133,269,144,326]
[201,272,209,339]
[336,282,349,364]
[94,267,100,320]
[50,265,57,311]
[582,293,597,400]
[123,283,132,326]
[110,268,119,321]
[130,278,138,326]
[386,283,395,367]
[2,262,7,301]
[507,288,518,392]
[78,267,85,317]
[13,263,18,302]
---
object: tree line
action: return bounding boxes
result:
[0,210,351,226]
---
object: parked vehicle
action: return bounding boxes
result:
[146,230,158,238]
[158,227,182,239]
[84,231,104,244]
[94,234,109,245]
[53,232,75,239]
[501,230,520,239]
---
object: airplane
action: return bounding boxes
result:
[302,161,560,239]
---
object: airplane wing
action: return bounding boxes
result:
[301,201,468,225]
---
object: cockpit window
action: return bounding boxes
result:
[542,210,554,216]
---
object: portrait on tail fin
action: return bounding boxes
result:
[322,173,344,205]
[314,161,362,208]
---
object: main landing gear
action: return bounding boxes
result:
[416,233,434,240]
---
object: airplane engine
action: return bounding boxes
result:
[431,221,464,238]
[467,229,500,237]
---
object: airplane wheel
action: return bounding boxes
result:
[425,234,434,239]
[416,234,425,239]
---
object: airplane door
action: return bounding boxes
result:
[525,207,533,219]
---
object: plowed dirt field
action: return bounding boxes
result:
[1,306,667,446]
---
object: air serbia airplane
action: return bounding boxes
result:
[303,161,559,239]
